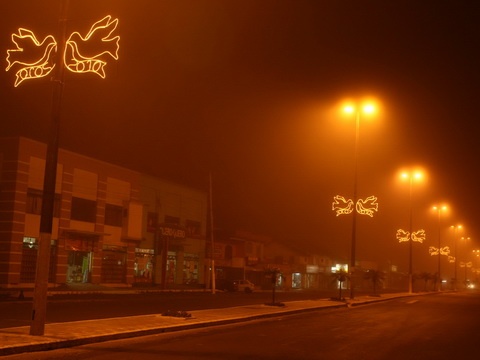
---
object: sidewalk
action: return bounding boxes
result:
[0,292,418,356]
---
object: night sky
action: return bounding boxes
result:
[1,1,479,273]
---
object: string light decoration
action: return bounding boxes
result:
[429,246,451,256]
[6,15,120,86]
[332,195,354,216]
[396,229,426,243]
[6,29,57,86]
[64,15,119,78]
[332,195,378,217]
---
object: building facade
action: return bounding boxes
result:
[0,137,207,289]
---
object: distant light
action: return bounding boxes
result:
[343,105,355,114]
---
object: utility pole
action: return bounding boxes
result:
[30,0,69,336]
[209,172,216,294]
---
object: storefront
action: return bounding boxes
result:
[182,253,199,284]
[134,248,154,283]
[65,238,95,283]
[101,245,127,283]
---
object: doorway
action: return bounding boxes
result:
[67,251,92,283]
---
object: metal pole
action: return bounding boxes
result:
[209,172,216,294]
[454,228,457,291]
[408,176,413,294]
[350,111,360,300]
[437,210,441,291]
[30,0,69,336]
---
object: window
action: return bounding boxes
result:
[147,212,158,232]
[225,245,233,260]
[186,220,201,238]
[26,189,61,217]
[105,204,123,227]
[164,215,180,225]
[71,197,96,222]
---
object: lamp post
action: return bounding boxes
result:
[432,205,447,291]
[400,171,423,294]
[460,236,471,288]
[450,225,462,290]
[5,2,120,335]
[343,102,375,300]
[28,0,69,336]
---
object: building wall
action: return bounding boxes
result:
[0,137,207,288]
[139,174,207,287]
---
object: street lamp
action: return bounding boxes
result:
[400,170,424,294]
[432,205,448,291]
[450,225,462,290]
[5,4,120,335]
[343,101,376,300]
[460,236,472,288]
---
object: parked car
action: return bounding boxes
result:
[233,279,255,293]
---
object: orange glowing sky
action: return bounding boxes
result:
[1,0,479,272]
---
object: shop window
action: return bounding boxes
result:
[105,203,123,227]
[26,188,61,217]
[183,254,199,285]
[20,237,56,283]
[166,252,177,284]
[71,196,96,222]
[134,248,154,284]
[186,219,201,238]
[292,273,302,289]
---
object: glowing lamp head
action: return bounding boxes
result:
[343,103,375,115]
[413,172,423,180]
[343,105,355,114]
[400,170,424,183]
[433,205,448,213]
[362,104,375,114]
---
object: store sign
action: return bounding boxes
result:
[135,248,154,255]
[159,224,186,239]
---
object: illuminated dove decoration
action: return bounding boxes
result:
[429,246,450,256]
[411,229,426,243]
[396,229,410,243]
[6,15,120,86]
[5,28,57,87]
[332,195,379,217]
[397,229,425,243]
[64,15,120,78]
[459,261,472,268]
[355,196,379,217]
[448,256,455,263]
[332,195,354,216]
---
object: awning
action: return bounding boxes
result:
[61,229,111,239]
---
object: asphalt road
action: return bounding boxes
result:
[3,291,480,360]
